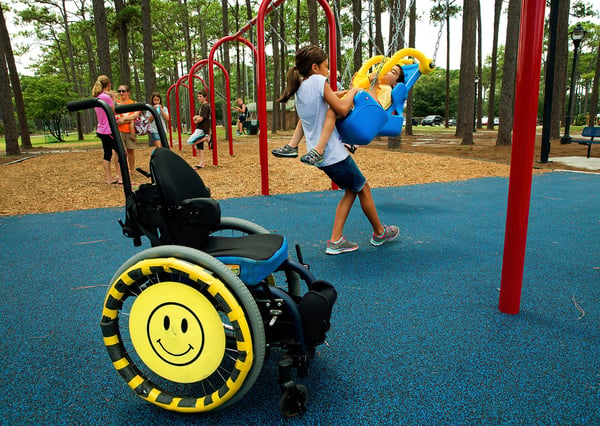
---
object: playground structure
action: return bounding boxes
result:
[202,0,549,318]
[65,0,554,417]
[160,0,550,317]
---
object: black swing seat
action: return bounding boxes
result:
[126,147,289,286]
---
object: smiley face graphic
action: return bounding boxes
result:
[129,281,226,383]
[147,302,203,366]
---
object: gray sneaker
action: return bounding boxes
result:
[325,237,359,255]
[370,225,399,246]
[271,144,298,158]
[300,148,324,165]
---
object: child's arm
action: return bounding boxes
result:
[323,84,360,117]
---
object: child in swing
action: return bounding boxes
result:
[272,58,405,164]
[277,45,399,255]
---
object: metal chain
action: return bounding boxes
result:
[387,0,416,56]
[432,18,445,65]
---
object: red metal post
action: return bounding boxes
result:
[187,59,226,162]
[208,36,257,160]
[498,0,546,314]
[174,75,189,151]
[256,0,337,195]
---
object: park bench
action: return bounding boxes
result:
[572,126,600,158]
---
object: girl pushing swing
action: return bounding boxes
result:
[277,45,399,255]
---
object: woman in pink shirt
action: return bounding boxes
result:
[92,75,122,184]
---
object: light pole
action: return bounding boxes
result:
[561,23,586,144]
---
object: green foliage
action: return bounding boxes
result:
[21,75,76,141]
[412,68,459,117]
[575,113,588,126]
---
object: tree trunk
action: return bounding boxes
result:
[496,0,521,146]
[456,0,477,145]
[374,0,384,54]
[352,0,362,71]
[486,0,503,130]
[221,0,230,75]
[271,11,279,133]
[588,39,600,126]
[404,0,416,137]
[0,44,19,155]
[445,8,450,127]
[92,0,112,79]
[279,9,287,129]
[388,0,406,54]
[476,0,483,129]
[141,0,156,101]
[181,0,193,71]
[307,0,318,46]
[0,4,30,149]
[114,0,131,86]
[334,0,342,73]
[550,0,570,137]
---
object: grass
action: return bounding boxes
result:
[0,126,235,152]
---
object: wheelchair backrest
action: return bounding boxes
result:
[131,147,220,249]
[150,147,211,204]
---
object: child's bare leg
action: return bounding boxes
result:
[330,189,357,242]
[357,183,384,236]
[314,108,337,155]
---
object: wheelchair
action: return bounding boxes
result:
[67,99,337,417]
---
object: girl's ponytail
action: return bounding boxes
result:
[277,66,301,103]
[92,75,110,97]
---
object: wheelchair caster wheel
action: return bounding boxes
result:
[279,383,308,417]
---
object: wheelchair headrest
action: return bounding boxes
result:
[150,148,211,205]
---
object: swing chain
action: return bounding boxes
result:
[432,17,445,66]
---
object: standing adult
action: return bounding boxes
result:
[147,91,169,148]
[91,75,121,184]
[234,97,247,136]
[188,90,211,169]
[116,84,139,177]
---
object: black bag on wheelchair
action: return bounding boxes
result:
[299,280,337,349]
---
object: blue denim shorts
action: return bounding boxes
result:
[320,156,366,193]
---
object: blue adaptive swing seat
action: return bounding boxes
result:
[336,48,435,146]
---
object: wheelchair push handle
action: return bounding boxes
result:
[67,98,104,113]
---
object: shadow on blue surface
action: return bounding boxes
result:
[0,172,598,424]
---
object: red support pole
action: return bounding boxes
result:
[498,0,546,314]
[256,0,337,195]
[208,35,257,159]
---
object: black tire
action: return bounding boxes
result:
[279,384,309,417]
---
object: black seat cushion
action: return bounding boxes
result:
[204,234,289,286]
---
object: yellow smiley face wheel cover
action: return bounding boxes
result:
[101,257,254,413]
[129,281,225,383]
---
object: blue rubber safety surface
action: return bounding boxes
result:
[1,171,599,425]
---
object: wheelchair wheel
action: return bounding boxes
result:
[211,217,303,297]
[101,245,266,413]
[213,217,271,236]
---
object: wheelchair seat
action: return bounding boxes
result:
[138,147,289,285]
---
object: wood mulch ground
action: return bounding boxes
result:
[0,129,595,217]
